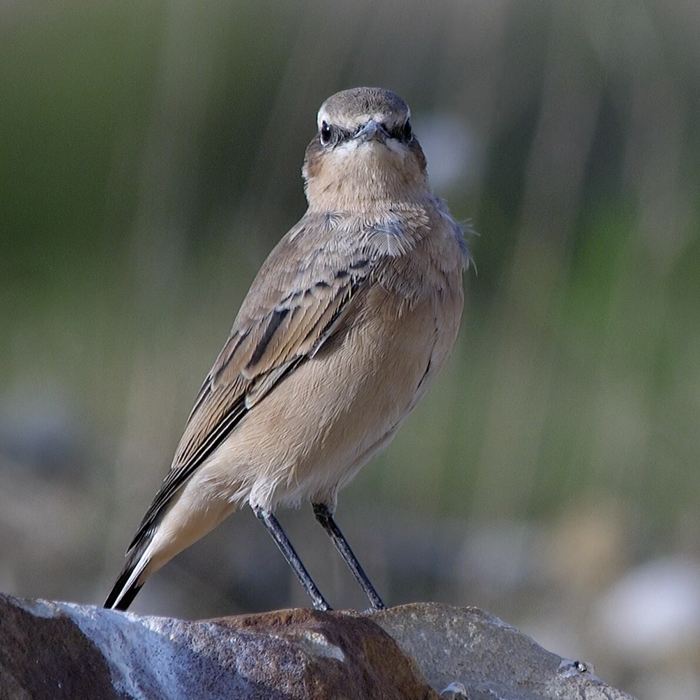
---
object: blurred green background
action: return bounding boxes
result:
[2,0,700,696]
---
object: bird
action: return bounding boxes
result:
[104,87,468,613]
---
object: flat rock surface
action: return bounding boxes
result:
[0,593,636,699]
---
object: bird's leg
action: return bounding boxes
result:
[252,505,331,611]
[312,502,386,610]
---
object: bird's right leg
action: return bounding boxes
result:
[252,505,331,611]
[312,502,386,610]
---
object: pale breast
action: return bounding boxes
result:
[224,272,460,506]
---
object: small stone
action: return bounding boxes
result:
[440,680,469,698]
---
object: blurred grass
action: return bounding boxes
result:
[1,0,700,693]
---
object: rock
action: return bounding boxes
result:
[370,603,636,699]
[0,593,635,700]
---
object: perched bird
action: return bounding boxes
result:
[105,87,468,612]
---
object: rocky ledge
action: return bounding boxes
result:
[0,594,635,699]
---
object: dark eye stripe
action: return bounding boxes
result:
[320,119,411,146]
[388,119,412,141]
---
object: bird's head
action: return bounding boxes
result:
[303,87,430,212]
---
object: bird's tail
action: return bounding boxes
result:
[104,543,151,611]
[104,485,238,610]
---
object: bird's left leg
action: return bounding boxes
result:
[253,505,331,611]
[312,502,386,610]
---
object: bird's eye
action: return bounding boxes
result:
[320,121,333,145]
[387,119,413,142]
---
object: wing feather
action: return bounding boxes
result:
[124,211,392,552]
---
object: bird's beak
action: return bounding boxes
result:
[354,120,387,143]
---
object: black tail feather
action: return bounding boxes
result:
[104,579,143,611]
[104,544,149,611]
[104,564,144,611]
